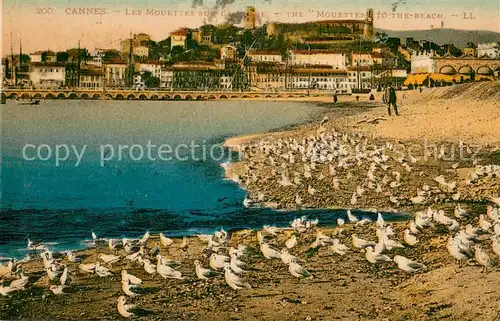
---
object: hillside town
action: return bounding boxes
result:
[2,7,500,94]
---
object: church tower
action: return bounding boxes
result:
[363,8,374,41]
[245,6,256,30]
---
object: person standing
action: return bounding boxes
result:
[384,84,399,116]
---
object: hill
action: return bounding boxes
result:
[376,28,500,48]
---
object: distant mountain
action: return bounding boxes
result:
[376,28,500,48]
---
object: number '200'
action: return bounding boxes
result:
[36,7,53,14]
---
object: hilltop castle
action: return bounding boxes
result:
[267,9,374,42]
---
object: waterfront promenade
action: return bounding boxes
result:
[1,89,322,101]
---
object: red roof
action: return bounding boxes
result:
[347,66,372,71]
[248,49,281,55]
[291,50,346,55]
[170,28,189,36]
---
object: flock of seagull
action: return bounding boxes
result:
[1,198,499,317]
[237,124,499,210]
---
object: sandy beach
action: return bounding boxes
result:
[1,82,499,320]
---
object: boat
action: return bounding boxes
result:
[16,99,40,105]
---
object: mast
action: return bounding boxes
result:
[128,32,134,88]
[10,32,16,84]
[77,40,81,87]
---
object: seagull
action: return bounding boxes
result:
[403,229,418,246]
[159,233,174,248]
[143,259,156,275]
[474,246,491,272]
[95,262,112,277]
[408,221,420,234]
[260,242,282,259]
[337,218,345,226]
[376,213,385,228]
[230,253,250,274]
[121,270,142,287]
[194,260,218,280]
[288,261,313,279]
[454,205,467,219]
[224,264,251,290]
[331,238,349,256]
[117,295,136,318]
[365,247,392,264]
[60,266,69,285]
[351,234,376,249]
[393,255,426,272]
[78,262,96,275]
[121,279,139,297]
[280,249,300,264]
[491,237,500,258]
[209,253,230,270]
[48,285,68,295]
[66,251,82,263]
[98,253,120,265]
[157,258,183,280]
[228,244,248,257]
[347,210,358,223]
[478,215,492,231]
[446,237,473,267]
[285,235,298,249]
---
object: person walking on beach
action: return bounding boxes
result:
[384,84,399,116]
[333,93,338,104]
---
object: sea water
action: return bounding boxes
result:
[0,99,403,258]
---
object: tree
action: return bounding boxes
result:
[142,71,160,88]
[465,42,476,49]
[375,32,389,44]
[57,51,69,62]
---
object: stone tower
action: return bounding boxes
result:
[363,8,374,41]
[245,6,256,30]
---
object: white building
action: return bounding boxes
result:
[352,53,374,66]
[248,50,282,63]
[347,66,373,90]
[103,62,128,87]
[289,67,349,92]
[410,50,437,73]
[79,68,104,88]
[29,51,43,63]
[170,28,189,49]
[134,74,145,90]
[160,67,173,88]
[138,62,162,79]
[89,49,106,67]
[29,62,65,88]
[220,45,237,60]
[477,42,500,59]
[289,50,347,69]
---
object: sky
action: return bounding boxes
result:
[2,0,500,54]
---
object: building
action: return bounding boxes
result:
[245,6,256,30]
[220,45,237,60]
[477,42,500,59]
[289,50,347,69]
[288,66,349,92]
[172,61,224,90]
[248,50,282,63]
[266,8,374,42]
[79,67,104,88]
[463,47,476,57]
[133,46,149,58]
[347,66,373,91]
[121,39,134,55]
[103,60,128,87]
[160,67,173,88]
[45,51,57,62]
[29,62,66,88]
[352,52,374,66]
[410,50,437,73]
[192,29,214,45]
[248,62,286,91]
[89,49,107,67]
[137,62,162,80]
[29,51,43,63]
[170,28,190,49]
[133,74,145,90]
[134,33,151,47]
